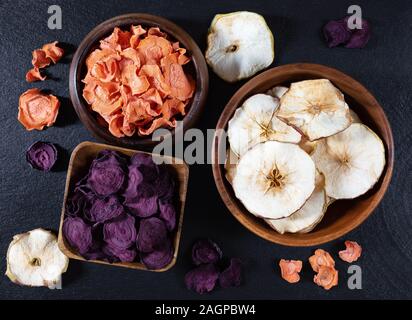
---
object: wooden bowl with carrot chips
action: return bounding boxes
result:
[70,14,208,149]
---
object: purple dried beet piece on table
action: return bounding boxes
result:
[192,239,223,265]
[87,150,127,196]
[141,239,174,269]
[63,216,93,255]
[345,18,371,48]
[86,195,124,223]
[26,141,58,171]
[103,214,137,250]
[185,264,220,294]
[323,19,351,47]
[125,195,158,218]
[136,217,168,253]
[159,200,177,231]
[219,258,242,288]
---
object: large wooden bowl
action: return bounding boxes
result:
[58,141,189,271]
[69,14,209,149]
[212,63,394,247]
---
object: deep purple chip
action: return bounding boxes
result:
[159,200,177,231]
[136,217,168,253]
[63,216,93,255]
[140,240,174,269]
[103,214,137,250]
[192,239,223,266]
[87,195,124,223]
[323,19,351,48]
[219,258,242,288]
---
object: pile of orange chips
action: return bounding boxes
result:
[82,25,195,137]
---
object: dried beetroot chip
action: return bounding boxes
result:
[63,216,92,254]
[125,195,158,218]
[156,166,175,200]
[122,165,144,200]
[87,195,124,223]
[219,258,242,288]
[65,190,94,218]
[345,18,371,48]
[185,264,220,294]
[159,200,177,231]
[323,19,351,48]
[103,244,137,262]
[26,141,57,171]
[130,152,155,167]
[87,150,126,196]
[141,240,173,269]
[192,239,222,265]
[103,214,137,250]
[136,217,168,253]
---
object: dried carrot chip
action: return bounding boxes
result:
[339,241,362,263]
[82,25,195,137]
[313,266,338,290]
[18,89,60,130]
[279,259,302,284]
[26,68,46,82]
[309,249,335,272]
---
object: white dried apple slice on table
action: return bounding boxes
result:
[311,123,385,199]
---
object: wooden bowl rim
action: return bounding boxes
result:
[69,13,209,149]
[212,63,394,247]
[57,141,189,271]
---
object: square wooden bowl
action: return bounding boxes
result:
[57,141,189,271]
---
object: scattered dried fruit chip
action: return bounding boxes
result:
[185,263,220,294]
[311,123,385,199]
[233,141,316,219]
[26,141,58,171]
[219,258,242,288]
[103,214,137,250]
[205,11,274,82]
[5,229,69,289]
[345,18,371,48]
[278,79,351,141]
[18,88,60,130]
[323,19,351,48]
[279,259,302,284]
[32,49,51,69]
[137,217,168,253]
[192,239,223,266]
[339,241,362,263]
[63,217,93,254]
[42,41,64,64]
[141,239,173,269]
[309,249,335,272]
[314,266,338,290]
[82,25,194,137]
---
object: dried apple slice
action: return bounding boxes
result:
[277,79,351,141]
[6,229,69,289]
[232,141,316,219]
[224,148,239,185]
[311,123,385,199]
[266,171,327,234]
[228,94,301,156]
[205,11,274,82]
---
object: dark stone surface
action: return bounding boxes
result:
[0,0,411,299]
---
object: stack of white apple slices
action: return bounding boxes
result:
[226,79,385,234]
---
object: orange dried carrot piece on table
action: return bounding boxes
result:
[279,259,302,284]
[25,67,46,82]
[314,266,338,290]
[18,89,60,130]
[309,249,335,272]
[339,241,362,263]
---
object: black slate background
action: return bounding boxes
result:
[0,0,411,300]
